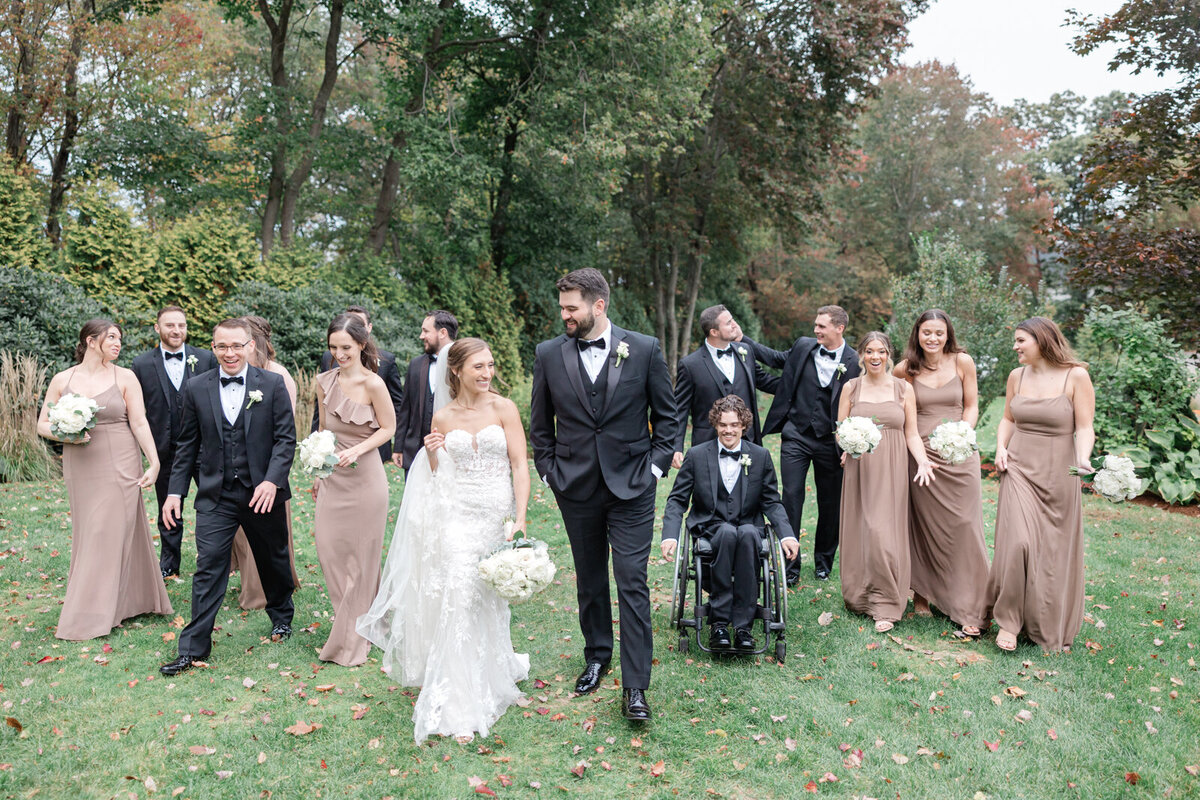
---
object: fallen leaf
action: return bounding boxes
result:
[1047,729,1058,741]
[1125,772,1140,785]
[242,678,257,689]
[569,760,588,778]
[1004,686,1026,698]
[1145,721,1158,735]
[284,721,322,736]
[315,684,335,692]
[187,746,215,756]
[162,632,175,643]
[984,740,1000,752]
[820,772,838,782]
[497,775,513,787]
[804,780,818,793]
[215,770,232,780]
[1184,765,1199,777]
[4,718,22,734]
[818,612,833,626]
[650,760,665,777]
[785,737,797,751]
[892,754,909,765]
[257,752,267,764]
[1015,710,1033,723]
[143,776,157,793]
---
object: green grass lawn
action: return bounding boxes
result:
[1,458,1198,800]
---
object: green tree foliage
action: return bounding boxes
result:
[886,234,1039,399]
[0,266,107,371]
[0,156,49,268]
[58,181,156,307]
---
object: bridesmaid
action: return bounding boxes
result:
[838,331,935,633]
[894,310,990,637]
[230,315,302,609]
[312,313,396,665]
[987,317,1095,653]
[37,319,172,640]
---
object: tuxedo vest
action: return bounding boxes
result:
[578,350,610,417]
[788,354,834,438]
[221,411,253,490]
[716,474,739,522]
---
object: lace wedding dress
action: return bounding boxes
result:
[357,424,530,743]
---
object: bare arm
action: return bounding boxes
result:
[959,353,980,427]
[36,371,70,441]
[892,360,910,381]
[994,369,1019,472]
[424,408,448,472]
[1070,367,1096,472]
[500,399,530,538]
[901,382,934,486]
[119,369,160,488]
[335,375,397,467]
[836,377,854,423]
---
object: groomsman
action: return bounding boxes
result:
[310,305,405,463]
[662,395,799,651]
[159,318,296,675]
[394,310,457,472]
[751,305,860,583]
[531,268,677,722]
[130,305,217,579]
[671,304,778,469]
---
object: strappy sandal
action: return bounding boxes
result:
[874,620,894,633]
[960,625,982,637]
[995,630,1017,651]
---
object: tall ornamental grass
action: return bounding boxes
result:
[0,351,58,482]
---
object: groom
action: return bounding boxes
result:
[530,268,677,722]
[159,318,297,675]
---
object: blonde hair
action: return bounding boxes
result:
[856,330,895,373]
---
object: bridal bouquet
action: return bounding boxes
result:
[47,393,102,443]
[478,535,557,604]
[928,420,978,465]
[297,430,342,479]
[836,416,883,458]
[1072,454,1144,503]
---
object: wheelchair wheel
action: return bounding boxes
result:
[669,533,691,630]
[770,535,789,631]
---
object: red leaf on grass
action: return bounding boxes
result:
[497,775,513,787]
[1125,772,1140,785]
[984,740,1000,752]
[804,780,818,793]
[5,718,22,734]
[650,760,665,777]
[569,760,588,778]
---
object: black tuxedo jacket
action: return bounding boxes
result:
[661,440,794,542]
[753,336,861,437]
[168,366,296,512]
[131,344,217,456]
[530,325,678,501]
[312,348,404,461]
[394,353,435,469]
[673,343,779,449]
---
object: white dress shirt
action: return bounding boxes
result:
[162,345,185,390]
[220,366,249,425]
[814,341,846,388]
[717,443,743,494]
[577,322,612,383]
[706,340,737,384]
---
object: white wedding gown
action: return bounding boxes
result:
[357,425,530,743]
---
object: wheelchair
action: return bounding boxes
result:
[668,521,789,662]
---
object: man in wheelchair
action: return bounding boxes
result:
[662,395,799,651]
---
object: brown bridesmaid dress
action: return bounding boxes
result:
[839,377,911,624]
[908,375,990,629]
[312,370,387,665]
[230,510,300,610]
[57,376,172,640]
[987,369,1084,651]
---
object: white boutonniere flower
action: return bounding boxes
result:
[186,354,198,372]
[615,341,630,366]
[739,453,752,475]
[736,345,748,362]
[835,362,847,379]
[247,389,263,408]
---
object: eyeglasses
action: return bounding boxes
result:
[212,341,249,354]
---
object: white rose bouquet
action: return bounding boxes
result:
[1072,454,1144,503]
[47,393,102,443]
[478,535,557,604]
[928,420,978,465]
[836,416,883,458]
[297,430,341,479]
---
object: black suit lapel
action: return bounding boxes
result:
[559,338,593,418]
[207,372,224,432]
[735,451,750,514]
[151,348,175,405]
[700,349,729,396]
[707,444,721,511]
[243,367,257,440]
[601,326,626,415]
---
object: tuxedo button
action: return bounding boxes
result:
[595,428,602,434]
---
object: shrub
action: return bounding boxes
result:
[58,181,156,304]
[0,352,58,482]
[0,267,108,371]
[887,234,1040,400]
[1121,415,1200,505]
[223,280,425,374]
[0,155,50,269]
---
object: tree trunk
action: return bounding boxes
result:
[278,0,344,248]
[4,0,39,163]
[45,6,88,244]
[257,0,294,259]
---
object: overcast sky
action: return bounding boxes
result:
[902,0,1182,106]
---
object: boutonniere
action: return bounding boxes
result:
[736,345,748,363]
[246,389,263,408]
[614,341,630,367]
[739,453,752,475]
[186,354,198,372]
[835,362,847,379]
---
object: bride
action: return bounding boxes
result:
[357,337,531,743]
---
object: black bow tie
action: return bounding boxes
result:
[164,351,183,361]
[818,347,837,360]
[220,375,244,387]
[428,353,437,363]
[577,338,607,352]
[715,346,733,358]
[719,448,742,460]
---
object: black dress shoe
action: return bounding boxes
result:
[708,623,732,649]
[574,661,608,695]
[733,628,757,651]
[785,572,800,587]
[622,688,651,722]
[270,623,292,642]
[161,568,176,580]
[815,568,830,580]
[160,655,195,676]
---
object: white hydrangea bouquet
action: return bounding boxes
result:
[1072,454,1144,503]
[47,393,102,443]
[928,420,978,464]
[478,531,557,604]
[836,416,883,458]
[297,430,344,479]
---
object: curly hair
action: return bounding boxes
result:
[707,394,752,432]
